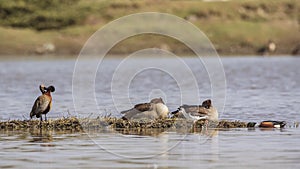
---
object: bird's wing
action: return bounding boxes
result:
[121,103,152,114]
[31,95,50,116]
[30,95,49,118]
[134,103,152,111]
[181,105,199,113]
[121,103,153,120]
[181,105,208,117]
[30,98,39,117]
[171,105,197,117]
[121,108,140,119]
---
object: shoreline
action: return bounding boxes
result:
[0,0,299,57]
[0,54,298,61]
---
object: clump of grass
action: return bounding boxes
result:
[0,117,251,131]
[217,120,248,128]
[0,117,83,130]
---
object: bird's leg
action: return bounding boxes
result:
[193,121,197,132]
[45,114,47,121]
[204,119,209,135]
[39,116,42,128]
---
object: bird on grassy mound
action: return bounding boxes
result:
[121,98,169,120]
[30,85,55,121]
[172,99,218,123]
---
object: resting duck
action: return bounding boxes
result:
[30,85,55,121]
[259,121,286,128]
[172,99,218,122]
[121,98,169,120]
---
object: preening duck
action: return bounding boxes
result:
[121,98,169,120]
[30,85,55,121]
[39,84,47,94]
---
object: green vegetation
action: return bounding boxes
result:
[0,0,299,56]
[0,0,81,30]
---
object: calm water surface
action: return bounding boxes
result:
[0,56,299,168]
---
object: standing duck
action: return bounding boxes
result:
[172,99,218,123]
[121,98,169,120]
[30,85,55,121]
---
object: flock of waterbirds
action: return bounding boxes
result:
[27,84,288,129]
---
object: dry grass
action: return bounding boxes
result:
[0,117,249,131]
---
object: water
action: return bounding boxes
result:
[0,56,300,168]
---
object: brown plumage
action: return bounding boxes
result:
[30,85,55,121]
[121,98,168,120]
[172,99,218,121]
[133,103,152,112]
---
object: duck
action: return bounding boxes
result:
[172,99,218,123]
[30,85,55,121]
[121,98,169,120]
[258,121,286,128]
[257,40,276,56]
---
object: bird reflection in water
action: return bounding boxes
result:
[115,128,167,137]
[29,128,53,143]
